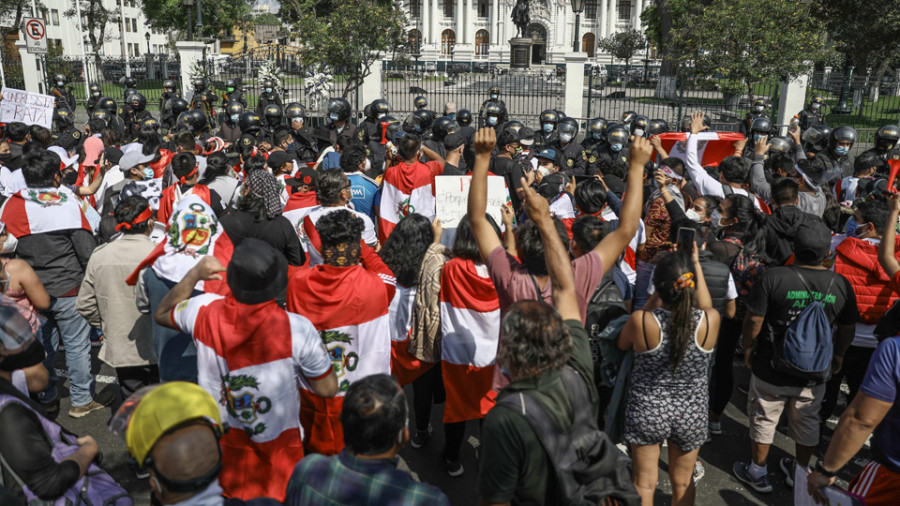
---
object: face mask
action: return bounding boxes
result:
[835,146,850,156]
[855,222,869,237]
[610,143,623,152]
[57,81,64,87]
[490,94,499,100]
[559,133,573,144]
[813,143,825,152]
[753,106,764,113]
[0,153,10,165]
[753,134,766,143]
[845,217,858,237]
[61,169,77,185]
[542,123,554,133]
[142,167,155,180]
[685,208,702,222]
[0,234,18,254]
[537,166,550,177]
[265,88,273,93]
[377,113,386,119]
[811,103,821,110]
[329,112,339,121]
[710,210,723,227]
[92,92,100,97]
[447,113,455,120]
[633,128,645,138]
[231,114,240,123]
[593,132,603,140]
[487,116,498,126]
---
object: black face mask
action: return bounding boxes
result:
[0,340,45,372]
[0,153,11,164]
[61,169,78,185]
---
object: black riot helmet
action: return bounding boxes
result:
[91,109,110,124]
[557,117,578,143]
[489,87,500,100]
[801,124,830,152]
[432,116,457,141]
[630,115,649,137]
[621,111,637,125]
[606,125,629,148]
[751,98,767,114]
[750,117,773,136]
[371,99,390,118]
[141,117,160,131]
[262,79,275,91]
[875,125,900,151]
[124,76,137,89]
[767,137,791,155]
[540,110,559,134]
[380,116,402,142]
[185,110,208,131]
[484,103,502,126]
[89,83,102,98]
[191,78,206,92]
[169,97,189,117]
[285,103,306,122]
[326,98,351,123]
[53,73,66,86]
[809,94,824,111]
[503,120,524,135]
[405,109,434,134]
[98,97,117,116]
[55,108,73,128]
[130,93,147,112]
[225,79,236,91]
[587,118,608,138]
[829,126,858,152]
[238,111,263,134]
[647,119,669,136]
[414,96,428,110]
[679,114,710,132]
[163,79,177,93]
[264,104,283,127]
[225,102,244,119]
[456,109,472,126]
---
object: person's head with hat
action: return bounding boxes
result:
[267,150,293,177]
[171,152,199,186]
[536,148,560,177]
[120,149,157,182]
[110,381,224,504]
[792,220,832,266]
[286,165,317,194]
[497,129,523,160]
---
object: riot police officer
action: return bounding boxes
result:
[51,73,76,111]
[123,76,138,101]
[425,116,456,159]
[52,107,77,134]
[318,97,355,149]
[482,103,504,131]
[159,79,181,126]
[742,117,773,158]
[740,98,769,137]
[97,97,126,138]
[800,124,832,160]
[257,79,283,114]
[403,109,434,137]
[549,117,585,176]
[647,119,669,137]
[260,103,284,144]
[219,102,244,144]
[285,103,318,162]
[860,124,900,164]
[222,78,247,112]
[478,86,508,128]
[368,115,400,173]
[124,92,153,139]
[359,99,390,145]
[535,109,559,149]
[582,117,608,175]
[189,78,218,131]
[621,110,637,126]
[163,97,189,132]
[184,110,212,142]
[798,94,826,132]
[595,124,630,178]
[414,95,428,111]
[811,126,856,179]
[86,83,103,116]
[238,111,264,142]
[630,115,650,138]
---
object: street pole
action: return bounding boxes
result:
[74,0,90,101]
[572,13,580,53]
[120,0,131,77]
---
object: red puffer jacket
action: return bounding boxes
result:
[834,236,900,324]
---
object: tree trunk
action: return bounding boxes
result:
[654,0,676,99]
[870,56,893,102]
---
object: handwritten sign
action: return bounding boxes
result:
[0,87,55,128]
[435,175,510,229]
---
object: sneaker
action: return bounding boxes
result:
[780,457,795,487]
[733,462,773,493]
[443,457,464,477]
[693,460,705,485]
[709,420,723,435]
[409,424,433,449]
[68,399,107,418]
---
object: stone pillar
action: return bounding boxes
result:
[492,0,499,45]
[632,0,640,28]
[361,59,383,106]
[564,52,588,117]
[608,0,617,36]
[14,40,42,94]
[430,0,438,48]
[600,0,609,38]
[175,41,206,103]
[421,0,430,46]
[776,73,809,135]
[456,0,463,44]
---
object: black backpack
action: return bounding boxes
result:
[585,270,629,341]
[497,366,641,506]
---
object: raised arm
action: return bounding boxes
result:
[879,193,900,279]
[154,256,226,329]
[421,144,446,169]
[593,136,652,277]
[684,112,725,198]
[748,138,773,203]
[467,127,503,262]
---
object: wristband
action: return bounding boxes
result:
[814,460,838,478]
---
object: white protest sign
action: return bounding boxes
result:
[0,87,55,128]
[435,175,510,229]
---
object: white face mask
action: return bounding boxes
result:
[633,129,645,138]
[377,113,386,119]
[0,234,18,254]
[685,208,702,222]
[363,158,372,171]
[537,166,550,177]
[559,133,573,144]
[57,81,64,87]
[230,114,240,122]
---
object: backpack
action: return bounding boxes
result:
[724,237,768,320]
[874,299,900,342]
[585,270,629,346]
[770,269,836,383]
[496,366,641,506]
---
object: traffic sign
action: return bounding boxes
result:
[23,18,47,55]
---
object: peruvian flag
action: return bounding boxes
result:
[286,244,395,455]
[388,285,434,386]
[440,258,501,424]
[377,160,443,244]
[590,207,646,285]
[282,191,319,241]
[0,187,91,237]
[550,192,577,239]
[125,195,233,295]
[658,132,746,167]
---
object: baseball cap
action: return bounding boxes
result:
[536,148,558,163]
[497,129,520,147]
[119,150,156,172]
[519,127,535,146]
[267,150,293,171]
[444,132,467,151]
[792,221,832,264]
[105,147,124,166]
[54,131,81,151]
[286,164,318,190]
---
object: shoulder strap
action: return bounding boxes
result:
[529,274,542,301]
[700,311,710,347]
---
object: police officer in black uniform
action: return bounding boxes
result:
[359,99,391,145]
[163,97,189,132]
[51,73,76,112]
[596,124,630,178]
[740,98,769,137]
[800,124,832,160]
[184,110,212,143]
[123,76,138,101]
[741,117,773,158]
[414,95,429,111]
[96,97,126,138]
[124,93,154,138]
[425,116,456,160]
[257,79,283,115]
[86,83,102,116]
[159,79,181,127]
[798,94,826,132]
[581,117,608,175]
[258,103,284,146]
[482,103,504,131]
[219,103,244,144]
[222,79,247,112]
[285,103,318,163]
[478,86,508,128]
[811,126,856,179]
[860,124,900,165]
[647,119,669,137]
[317,97,356,150]
[549,117,585,177]
[51,107,77,134]
[535,109,559,150]
[189,78,218,131]
[238,111,264,143]
[630,115,650,138]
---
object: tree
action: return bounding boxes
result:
[63,0,117,68]
[252,12,281,27]
[141,0,254,40]
[294,0,408,98]
[641,0,699,98]
[597,28,646,87]
[0,0,39,50]
[669,0,831,98]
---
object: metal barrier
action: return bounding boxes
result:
[0,52,25,90]
[807,70,900,133]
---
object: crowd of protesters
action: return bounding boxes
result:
[0,82,899,506]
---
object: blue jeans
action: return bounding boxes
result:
[144,269,198,383]
[41,295,94,407]
[633,260,656,311]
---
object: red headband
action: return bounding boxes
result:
[115,206,153,232]
[179,165,198,184]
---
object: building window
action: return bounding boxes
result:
[478,0,489,18]
[443,0,454,19]
[475,29,489,56]
[441,29,455,55]
[410,0,421,18]
[125,18,131,32]
[618,0,631,20]
[585,0,597,18]
[408,29,422,53]
[51,9,60,25]
[131,19,137,32]
[582,32,595,57]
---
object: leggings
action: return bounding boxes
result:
[443,418,484,462]
[412,364,445,432]
[710,317,741,416]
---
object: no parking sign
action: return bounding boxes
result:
[23,18,47,54]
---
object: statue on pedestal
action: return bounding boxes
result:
[511,0,530,38]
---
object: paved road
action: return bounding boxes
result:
[50,348,870,505]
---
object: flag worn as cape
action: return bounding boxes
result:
[377,160,442,243]
[0,186,91,237]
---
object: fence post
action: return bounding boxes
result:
[564,52,588,118]
[175,41,207,103]
[14,40,42,93]
[776,73,809,135]
[361,59,383,110]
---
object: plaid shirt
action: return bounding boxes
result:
[284,450,449,506]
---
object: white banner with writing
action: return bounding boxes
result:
[0,87,55,128]
[434,175,510,229]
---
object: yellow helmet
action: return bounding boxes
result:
[109,382,222,466]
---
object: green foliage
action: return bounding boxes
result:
[597,28,646,64]
[140,0,254,39]
[63,0,117,56]
[0,0,39,40]
[823,1,900,75]
[252,12,280,27]
[294,0,408,97]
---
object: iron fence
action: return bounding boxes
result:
[0,52,25,90]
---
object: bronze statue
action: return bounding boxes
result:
[511,0,530,38]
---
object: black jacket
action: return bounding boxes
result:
[764,205,823,266]
[698,250,732,316]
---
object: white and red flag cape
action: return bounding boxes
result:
[657,131,745,167]
[0,187,91,237]
[377,160,442,243]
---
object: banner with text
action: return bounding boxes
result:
[0,87,55,128]
[435,175,510,229]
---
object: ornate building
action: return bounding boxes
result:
[403,0,650,64]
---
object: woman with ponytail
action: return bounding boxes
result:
[618,248,720,506]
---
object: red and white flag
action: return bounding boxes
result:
[550,192,577,239]
[440,258,501,424]
[588,207,646,285]
[658,132,745,167]
[286,244,395,455]
[0,187,91,237]
[388,285,433,386]
[282,191,318,241]
[377,160,442,243]
[126,195,233,294]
